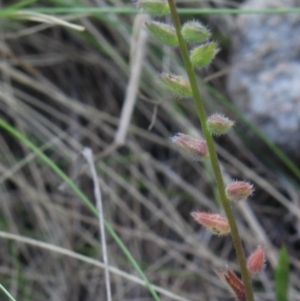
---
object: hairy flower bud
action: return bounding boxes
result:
[225,181,254,201]
[146,21,178,47]
[191,212,230,235]
[247,245,265,274]
[137,0,170,16]
[207,113,234,136]
[171,133,209,160]
[190,42,219,68]
[160,73,192,98]
[181,20,211,43]
[217,267,246,301]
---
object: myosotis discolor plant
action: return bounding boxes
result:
[137,0,266,300]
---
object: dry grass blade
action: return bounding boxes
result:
[82,147,112,301]
[115,14,149,145]
[17,11,85,31]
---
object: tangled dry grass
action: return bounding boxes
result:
[0,1,300,301]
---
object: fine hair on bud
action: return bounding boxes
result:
[181,20,211,43]
[207,113,235,136]
[190,42,219,68]
[191,212,230,235]
[160,73,193,98]
[137,0,170,16]
[146,21,178,47]
[225,180,254,201]
[171,133,209,160]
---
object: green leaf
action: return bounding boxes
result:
[190,42,219,68]
[275,245,289,301]
[146,21,178,47]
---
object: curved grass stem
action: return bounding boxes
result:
[166,1,255,300]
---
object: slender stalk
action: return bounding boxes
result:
[167,1,255,300]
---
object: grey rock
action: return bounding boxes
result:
[227,0,300,152]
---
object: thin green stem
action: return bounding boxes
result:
[167,1,255,301]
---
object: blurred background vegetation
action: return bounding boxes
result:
[0,1,299,301]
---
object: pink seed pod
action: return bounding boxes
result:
[217,267,246,301]
[225,181,254,201]
[191,212,230,235]
[247,245,265,274]
[171,133,209,160]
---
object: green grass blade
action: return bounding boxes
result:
[0,119,161,301]
[0,284,17,301]
[275,246,289,301]
[3,7,300,17]
[6,0,40,9]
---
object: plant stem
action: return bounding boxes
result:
[167,1,255,300]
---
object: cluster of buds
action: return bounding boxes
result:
[190,180,260,301]
[216,246,265,301]
[190,178,255,235]
[137,1,264,300]
[191,210,265,300]
[137,0,219,99]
